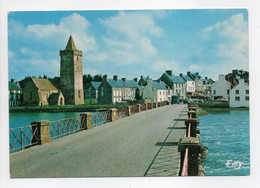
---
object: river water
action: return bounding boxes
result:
[9,112,83,129]
[198,108,250,176]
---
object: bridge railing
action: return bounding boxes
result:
[178,102,205,176]
[9,124,39,153]
[91,111,111,127]
[117,108,129,119]
[130,105,139,115]
[49,115,85,140]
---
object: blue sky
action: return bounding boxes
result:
[8,9,248,81]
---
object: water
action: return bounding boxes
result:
[198,109,250,176]
[9,112,83,129]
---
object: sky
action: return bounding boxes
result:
[8,9,248,81]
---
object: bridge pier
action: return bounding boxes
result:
[31,120,51,145]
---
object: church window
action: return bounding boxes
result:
[78,91,81,98]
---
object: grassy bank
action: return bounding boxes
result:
[9,103,130,113]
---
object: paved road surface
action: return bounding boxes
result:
[10,104,187,178]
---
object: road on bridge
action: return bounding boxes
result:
[10,104,187,178]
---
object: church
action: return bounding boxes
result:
[22,36,84,106]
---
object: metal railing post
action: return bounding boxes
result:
[185,118,199,137]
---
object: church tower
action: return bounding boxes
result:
[60,35,84,105]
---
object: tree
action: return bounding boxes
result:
[93,74,103,82]
[83,74,93,84]
[19,76,32,89]
[43,74,47,79]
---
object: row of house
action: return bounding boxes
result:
[89,70,215,105]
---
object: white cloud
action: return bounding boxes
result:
[201,13,248,70]
[98,11,163,66]
[10,13,97,53]
[188,64,201,72]
[151,59,184,75]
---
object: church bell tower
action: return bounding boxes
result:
[60,35,84,105]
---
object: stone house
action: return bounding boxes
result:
[160,70,186,99]
[179,73,195,96]
[186,72,205,95]
[142,78,172,103]
[23,78,64,106]
[9,79,22,107]
[229,79,249,108]
[98,75,143,104]
[211,74,232,100]
[84,81,102,101]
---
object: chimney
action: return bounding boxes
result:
[134,78,138,82]
[103,74,108,81]
[122,78,126,82]
[113,75,118,81]
[187,71,191,76]
[205,77,208,79]
[196,72,199,75]
[166,70,172,76]
[11,78,15,83]
[147,76,149,79]
[180,73,183,77]
[141,75,143,79]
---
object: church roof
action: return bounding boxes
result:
[31,78,58,90]
[65,35,77,50]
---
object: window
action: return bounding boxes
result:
[246,90,249,94]
[235,90,239,94]
[246,96,249,101]
[160,91,161,95]
[235,96,240,101]
[213,90,216,95]
[227,90,229,94]
[78,91,81,98]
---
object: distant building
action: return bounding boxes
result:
[23,78,64,106]
[229,79,249,108]
[9,79,22,107]
[211,74,232,100]
[98,75,143,104]
[186,72,204,95]
[203,77,214,95]
[142,78,172,103]
[160,70,186,99]
[84,81,102,101]
[180,73,195,96]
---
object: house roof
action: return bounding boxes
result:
[127,80,143,90]
[31,78,58,90]
[85,81,102,90]
[9,81,22,91]
[188,72,201,80]
[152,81,169,90]
[107,78,143,89]
[165,73,186,84]
[181,75,194,81]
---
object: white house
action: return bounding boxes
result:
[180,73,195,96]
[229,79,249,107]
[142,78,172,103]
[211,74,232,100]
